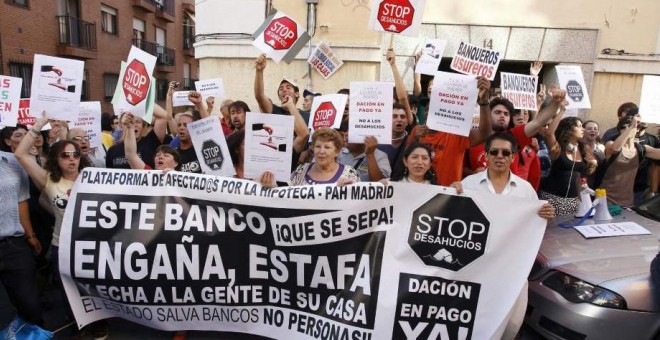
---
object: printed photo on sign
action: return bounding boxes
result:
[450,42,501,81]
[73,102,102,149]
[639,75,660,124]
[349,82,394,144]
[187,115,235,177]
[307,42,344,80]
[244,112,294,182]
[194,78,225,100]
[426,72,478,137]
[30,54,85,121]
[368,0,427,37]
[309,94,347,133]
[252,11,311,64]
[17,99,35,126]
[0,76,22,127]
[500,72,538,111]
[415,40,447,76]
[555,65,591,109]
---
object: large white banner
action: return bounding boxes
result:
[426,72,478,137]
[349,82,394,144]
[0,76,22,126]
[30,55,84,121]
[639,75,660,124]
[368,0,427,37]
[244,112,294,182]
[555,65,591,109]
[59,169,546,339]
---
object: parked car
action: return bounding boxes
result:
[525,196,660,339]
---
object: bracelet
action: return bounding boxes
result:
[25,233,37,240]
[29,128,40,136]
[478,101,490,106]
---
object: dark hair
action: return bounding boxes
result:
[391,142,436,183]
[617,102,637,118]
[0,124,28,152]
[617,115,636,131]
[337,88,350,95]
[489,97,515,115]
[555,117,588,159]
[393,102,407,111]
[226,130,245,166]
[155,145,182,171]
[101,112,115,132]
[228,101,250,114]
[45,141,86,182]
[485,132,519,154]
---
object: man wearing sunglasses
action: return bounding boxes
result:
[68,128,105,168]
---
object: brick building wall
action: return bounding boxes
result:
[0,0,198,114]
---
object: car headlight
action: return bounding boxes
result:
[542,271,627,309]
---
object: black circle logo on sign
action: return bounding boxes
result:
[566,80,584,102]
[201,139,224,170]
[409,194,490,271]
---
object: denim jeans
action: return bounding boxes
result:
[0,237,42,326]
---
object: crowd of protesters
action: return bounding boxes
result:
[1,49,659,340]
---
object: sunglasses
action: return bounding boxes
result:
[488,148,512,157]
[72,136,90,141]
[59,151,81,159]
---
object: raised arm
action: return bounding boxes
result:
[604,122,636,159]
[189,91,209,118]
[525,85,563,137]
[165,81,178,134]
[543,92,567,161]
[283,96,310,153]
[151,104,169,143]
[413,51,422,97]
[386,49,413,125]
[122,113,146,170]
[254,53,274,114]
[469,77,492,147]
[15,117,49,190]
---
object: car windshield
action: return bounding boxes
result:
[633,195,660,222]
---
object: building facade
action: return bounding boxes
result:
[0,0,199,114]
[195,0,660,131]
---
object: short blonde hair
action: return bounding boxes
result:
[311,128,343,151]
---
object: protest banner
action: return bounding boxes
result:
[639,75,660,124]
[500,72,538,111]
[112,46,158,119]
[349,82,393,144]
[252,11,311,64]
[59,168,546,339]
[112,61,156,123]
[172,91,193,107]
[244,112,294,182]
[194,78,226,100]
[368,0,426,37]
[555,65,591,109]
[30,54,84,121]
[426,72,478,137]
[187,116,235,177]
[450,42,501,81]
[0,76,22,126]
[17,99,35,127]
[415,39,447,76]
[307,42,344,80]
[72,102,102,149]
[308,94,347,134]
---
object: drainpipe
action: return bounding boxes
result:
[305,0,318,91]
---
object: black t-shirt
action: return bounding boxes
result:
[106,130,163,169]
[178,146,202,173]
[634,133,660,191]
[272,104,310,126]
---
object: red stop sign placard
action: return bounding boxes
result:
[313,102,337,129]
[377,0,415,33]
[122,59,150,106]
[264,17,298,50]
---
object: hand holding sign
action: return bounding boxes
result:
[477,77,491,104]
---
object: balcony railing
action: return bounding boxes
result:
[154,0,174,18]
[57,15,96,51]
[182,78,192,90]
[132,39,175,66]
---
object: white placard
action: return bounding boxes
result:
[73,101,102,149]
[415,39,447,75]
[252,11,310,64]
[368,0,427,37]
[307,42,344,79]
[500,72,538,111]
[426,71,478,137]
[194,78,225,100]
[244,112,294,182]
[639,75,660,124]
[348,82,394,144]
[308,94,347,133]
[450,42,501,81]
[187,116,235,177]
[30,54,84,121]
[0,76,23,126]
[556,65,591,109]
[574,222,651,238]
[172,91,193,107]
[112,46,158,119]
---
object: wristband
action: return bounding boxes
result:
[478,101,490,106]
[25,233,37,240]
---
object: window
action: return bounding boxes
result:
[101,5,117,35]
[103,73,119,101]
[8,62,32,98]
[6,0,29,8]
[133,18,145,45]
[183,14,194,50]
[183,63,191,90]
[156,79,168,101]
[81,70,89,101]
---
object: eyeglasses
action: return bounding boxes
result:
[72,136,90,142]
[59,151,81,159]
[488,148,513,157]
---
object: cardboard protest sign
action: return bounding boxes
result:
[500,72,538,111]
[349,82,394,144]
[60,168,546,339]
[194,78,225,100]
[172,91,193,107]
[72,102,102,149]
[112,46,157,119]
[368,0,426,37]
[30,55,84,121]
[17,99,35,126]
[307,42,344,79]
[0,76,22,126]
[639,75,660,124]
[415,39,447,75]
[308,94,347,134]
[555,65,591,109]
[187,116,235,177]
[252,11,311,64]
[112,61,156,123]
[450,42,501,81]
[426,71,478,137]
[244,112,294,182]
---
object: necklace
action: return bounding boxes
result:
[392,131,408,142]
